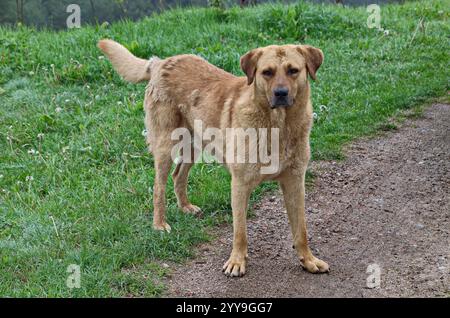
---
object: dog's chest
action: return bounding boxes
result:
[279,126,306,166]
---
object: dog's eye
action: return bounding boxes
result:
[288,68,299,75]
[262,69,273,77]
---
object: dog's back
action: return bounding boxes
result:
[98,39,236,92]
[98,39,245,128]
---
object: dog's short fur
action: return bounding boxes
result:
[98,39,329,276]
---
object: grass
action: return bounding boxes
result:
[0,0,448,297]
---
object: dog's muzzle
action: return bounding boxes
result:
[270,87,293,108]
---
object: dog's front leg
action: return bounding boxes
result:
[279,170,329,273]
[222,177,253,277]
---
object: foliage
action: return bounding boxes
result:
[0,0,448,296]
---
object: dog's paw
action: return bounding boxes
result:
[300,255,329,273]
[153,222,171,233]
[181,204,202,215]
[222,255,247,277]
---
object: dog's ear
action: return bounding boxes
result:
[296,45,324,81]
[240,49,262,85]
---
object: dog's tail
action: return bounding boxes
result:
[98,39,157,83]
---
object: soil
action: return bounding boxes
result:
[166,103,449,298]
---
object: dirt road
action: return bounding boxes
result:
[167,103,449,297]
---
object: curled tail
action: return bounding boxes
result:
[98,39,157,83]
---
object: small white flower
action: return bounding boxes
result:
[141,129,148,137]
[319,105,328,112]
[65,99,70,103]
[313,112,318,120]
[55,107,62,113]
[0,174,4,179]
[50,64,55,68]
[26,176,34,182]
[29,71,35,76]
[37,133,45,139]
[98,56,105,60]
[384,29,390,36]
[28,149,39,155]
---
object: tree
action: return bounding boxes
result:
[89,0,97,22]
[16,0,25,24]
[115,0,127,16]
[240,0,257,8]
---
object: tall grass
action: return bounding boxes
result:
[0,0,448,296]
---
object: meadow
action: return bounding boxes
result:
[0,0,448,296]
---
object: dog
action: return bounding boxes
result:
[98,39,329,277]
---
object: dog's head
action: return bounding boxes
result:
[240,44,323,109]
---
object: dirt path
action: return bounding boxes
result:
[166,103,449,298]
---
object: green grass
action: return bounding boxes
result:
[0,0,448,297]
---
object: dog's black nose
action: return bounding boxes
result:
[274,87,289,97]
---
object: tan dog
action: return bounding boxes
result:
[98,39,329,276]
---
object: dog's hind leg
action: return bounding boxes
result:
[172,160,201,215]
[152,147,173,232]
